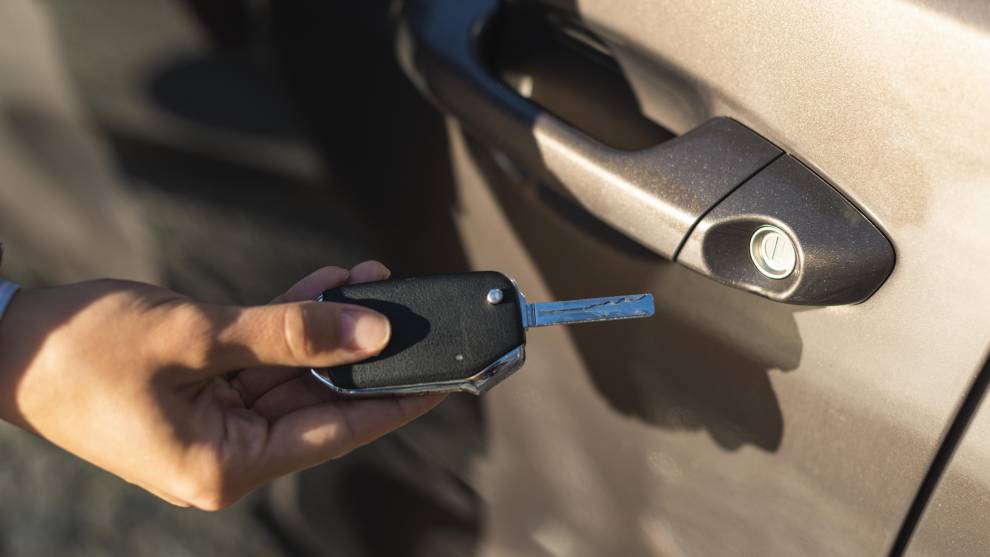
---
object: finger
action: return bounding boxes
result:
[272,266,350,303]
[229,366,302,407]
[212,301,390,371]
[234,267,353,403]
[239,260,393,411]
[250,373,335,420]
[143,485,192,508]
[260,394,446,476]
[348,260,390,284]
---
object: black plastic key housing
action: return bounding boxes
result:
[318,272,524,390]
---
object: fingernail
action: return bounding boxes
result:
[339,308,390,351]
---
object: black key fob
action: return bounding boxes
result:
[310,271,654,396]
[310,272,526,395]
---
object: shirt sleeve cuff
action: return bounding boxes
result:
[0,280,21,321]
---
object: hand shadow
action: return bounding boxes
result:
[465,134,806,452]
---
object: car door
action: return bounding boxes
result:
[906,374,990,555]
[393,0,990,554]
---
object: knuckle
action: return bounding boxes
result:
[165,304,219,368]
[281,303,334,362]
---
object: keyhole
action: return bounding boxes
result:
[750,225,796,279]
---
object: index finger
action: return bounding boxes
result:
[271,266,351,303]
[259,394,446,476]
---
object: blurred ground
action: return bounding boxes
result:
[0,1,482,555]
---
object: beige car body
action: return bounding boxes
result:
[415,0,990,554]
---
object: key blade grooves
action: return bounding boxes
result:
[527,294,655,328]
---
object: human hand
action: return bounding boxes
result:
[0,261,444,509]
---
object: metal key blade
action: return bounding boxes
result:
[524,293,655,329]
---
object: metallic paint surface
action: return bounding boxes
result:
[435,0,990,554]
[399,0,782,259]
[453,117,989,555]
[532,116,779,258]
[908,382,990,555]
[563,0,990,552]
[403,0,897,308]
[677,155,894,305]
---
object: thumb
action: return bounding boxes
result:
[211,301,390,371]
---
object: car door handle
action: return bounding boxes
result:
[397,0,780,259]
[397,0,894,305]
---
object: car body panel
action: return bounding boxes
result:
[422,0,990,553]
[908,377,990,555]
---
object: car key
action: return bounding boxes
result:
[310,271,654,396]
